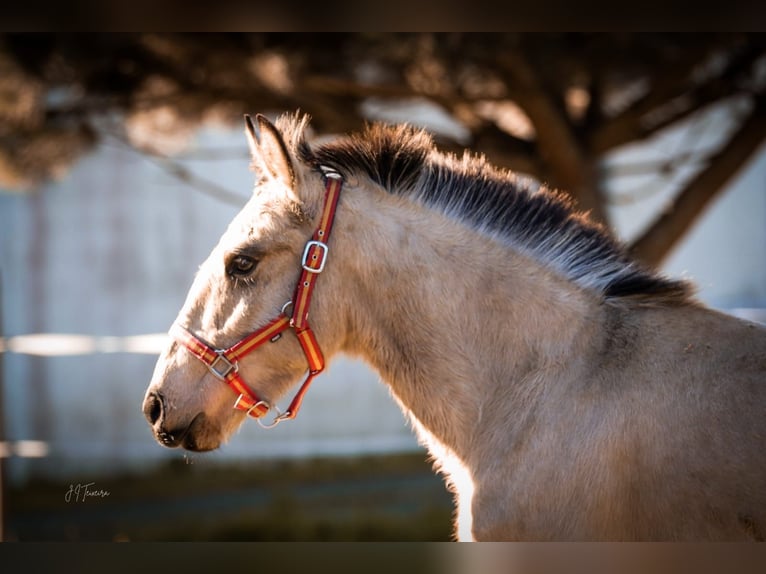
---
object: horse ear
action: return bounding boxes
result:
[244,114,261,160]
[244,113,296,189]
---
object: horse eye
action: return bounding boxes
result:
[227,255,257,278]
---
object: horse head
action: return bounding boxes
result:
[142,113,339,451]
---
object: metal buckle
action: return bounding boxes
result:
[319,166,342,180]
[235,395,270,417]
[301,240,329,273]
[208,352,238,380]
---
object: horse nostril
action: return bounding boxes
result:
[157,430,176,446]
[144,392,164,426]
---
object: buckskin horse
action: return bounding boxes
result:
[143,112,766,540]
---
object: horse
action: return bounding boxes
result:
[143,111,766,541]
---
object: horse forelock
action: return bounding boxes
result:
[278,113,692,303]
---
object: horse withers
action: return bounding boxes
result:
[143,112,766,541]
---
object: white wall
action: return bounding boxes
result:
[604,99,766,312]
[661,149,766,312]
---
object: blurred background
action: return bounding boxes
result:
[0,33,765,541]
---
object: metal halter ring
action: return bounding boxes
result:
[234,396,286,429]
[256,404,290,430]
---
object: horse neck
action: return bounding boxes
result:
[326,181,600,459]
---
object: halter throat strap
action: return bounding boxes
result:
[171,171,342,427]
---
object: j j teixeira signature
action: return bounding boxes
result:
[64,482,111,503]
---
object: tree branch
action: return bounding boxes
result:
[590,41,765,154]
[628,95,766,266]
[598,38,719,129]
[497,49,607,223]
[104,130,249,207]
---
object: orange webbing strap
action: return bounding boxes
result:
[170,321,287,419]
[227,374,270,418]
[282,370,321,421]
[278,173,342,419]
[169,323,219,365]
[276,327,323,420]
[226,316,291,362]
[291,173,342,330]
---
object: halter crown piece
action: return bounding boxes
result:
[170,170,343,428]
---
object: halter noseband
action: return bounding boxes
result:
[170,171,342,428]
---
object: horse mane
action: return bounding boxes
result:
[280,113,692,303]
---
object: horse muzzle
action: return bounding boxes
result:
[143,392,211,451]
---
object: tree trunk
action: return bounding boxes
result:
[629,96,766,266]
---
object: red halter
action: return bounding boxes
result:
[170,172,342,428]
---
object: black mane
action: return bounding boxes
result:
[297,120,691,303]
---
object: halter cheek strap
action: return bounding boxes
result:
[170,172,342,427]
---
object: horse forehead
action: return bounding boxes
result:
[222,196,289,244]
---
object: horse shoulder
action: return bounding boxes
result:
[591,302,766,538]
[470,301,766,540]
